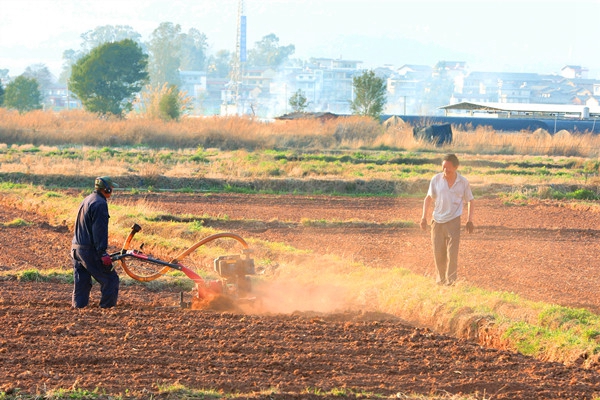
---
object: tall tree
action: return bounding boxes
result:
[0,81,5,106]
[350,70,387,119]
[4,76,42,113]
[59,49,80,84]
[69,39,148,116]
[23,64,54,88]
[79,25,143,54]
[180,28,208,71]
[147,22,183,87]
[22,64,55,106]
[247,34,295,68]
[59,25,143,84]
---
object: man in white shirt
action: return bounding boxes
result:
[420,154,474,285]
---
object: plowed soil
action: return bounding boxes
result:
[2,192,600,399]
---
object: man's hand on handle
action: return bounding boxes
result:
[466,221,474,234]
[101,253,113,269]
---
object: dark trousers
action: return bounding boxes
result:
[431,216,461,285]
[72,247,119,308]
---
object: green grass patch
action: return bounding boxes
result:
[0,182,29,190]
[0,267,195,292]
[300,218,414,229]
[2,218,31,227]
[17,269,44,282]
[0,269,73,283]
[43,387,107,399]
[500,186,600,203]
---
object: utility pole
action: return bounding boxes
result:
[227,0,246,115]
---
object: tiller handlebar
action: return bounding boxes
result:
[110,224,255,301]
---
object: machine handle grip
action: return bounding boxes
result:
[122,223,142,251]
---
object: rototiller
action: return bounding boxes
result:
[110,223,256,308]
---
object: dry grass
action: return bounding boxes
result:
[3,108,600,157]
[450,126,600,157]
[0,108,375,150]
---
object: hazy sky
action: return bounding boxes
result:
[2,0,600,79]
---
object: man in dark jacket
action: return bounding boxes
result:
[71,176,119,308]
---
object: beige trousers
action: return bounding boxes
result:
[431,216,461,285]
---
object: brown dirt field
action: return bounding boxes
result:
[1,192,600,399]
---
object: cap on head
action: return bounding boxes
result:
[95,176,118,192]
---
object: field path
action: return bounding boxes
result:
[1,192,600,399]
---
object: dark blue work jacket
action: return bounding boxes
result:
[72,191,110,256]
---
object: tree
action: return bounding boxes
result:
[59,49,80,84]
[4,76,42,113]
[147,22,183,87]
[0,81,4,106]
[59,25,143,84]
[69,39,148,116]
[350,70,387,119]
[179,28,208,71]
[289,89,308,112]
[80,25,143,54]
[146,23,210,87]
[22,63,55,106]
[247,34,295,68]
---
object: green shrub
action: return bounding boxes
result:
[567,188,598,200]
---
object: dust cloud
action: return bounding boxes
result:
[246,257,376,315]
[250,280,353,314]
